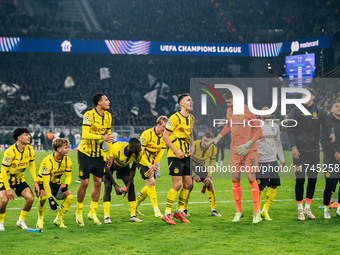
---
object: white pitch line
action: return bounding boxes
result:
[6,197,324,210]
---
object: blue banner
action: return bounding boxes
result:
[0,35,331,57]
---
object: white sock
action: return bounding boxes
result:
[297,203,303,210]
[305,203,311,209]
[262,209,268,213]
[154,207,159,213]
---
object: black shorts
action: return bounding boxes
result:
[39,183,62,199]
[168,157,191,176]
[9,182,30,197]
[109,163,131,179]
[293,151,319,179]
[257,161,281,187]
[78,151,105,179]
[138,164,157,180]
[192,165,209,179]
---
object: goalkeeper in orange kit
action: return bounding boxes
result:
[208,90,262,224]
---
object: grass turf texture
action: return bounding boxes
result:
[0,150,338,255]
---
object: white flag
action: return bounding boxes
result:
[100,67,111,80]
[131,106,139,116]
[73,101,87,118]
[64,76,75,88]
[20,95,30,101]
[144,89,157,109]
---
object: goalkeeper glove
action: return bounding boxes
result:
[237,140,253,157]
[48,197,59,210]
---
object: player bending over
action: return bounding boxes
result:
[36,138,73,229]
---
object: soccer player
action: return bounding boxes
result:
[162,93,194,225]
[256,106,285,221]
[287,87,334,220]
[209,91,262,224]
[135,116,168,218]
[103,138,142,223]
[321,102,340,218]
[0,128,39,231]
[185,131,221,217]
[36,138,73,229]
[76,93,114,226]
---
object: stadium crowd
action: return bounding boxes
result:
[0,0,339,43]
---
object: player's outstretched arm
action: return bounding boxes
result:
[104,163,122,195]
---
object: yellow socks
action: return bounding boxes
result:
[76,202,83,214]
[103,201,111,217]
[136,186,149,207]
[148,186,158,211]
[263,187,277,211]
[57,195,73,219]
[177,188,190,213]
[19,210,29,221]
[165,188,178,215]
[37,196,48,219]
[208,190,216,210]
[89,201,98,215]
[129,201,137,216]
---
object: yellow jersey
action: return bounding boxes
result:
[78,108,113,158]
[140,127,166,167]
[192,140,217,177]
[112,142,142,168]
[0,143,36,190]
[192,140,217,166]
[38,153,72,198]
[165,111,194,158]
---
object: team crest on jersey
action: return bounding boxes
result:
[42,166,48,174]
[312,111,318,119]
[84,116,91,124]
[239,115,244,120]
[179,127,184,132]
[3,157,9,164]
[295,166,301,172]
[174,167,179,174]
[272,128,276,132]
[326,172,330,178]
[10,163,16,168]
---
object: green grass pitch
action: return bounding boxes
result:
[0,150,338,255]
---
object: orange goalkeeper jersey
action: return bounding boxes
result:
[220,105,262,152]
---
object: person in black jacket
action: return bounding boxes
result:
[321,102,340,218]
[287,87,335,221]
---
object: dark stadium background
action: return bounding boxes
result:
[0,0,339,149]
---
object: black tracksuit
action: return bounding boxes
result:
[287,103,333,201]
[321,114,340,205]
